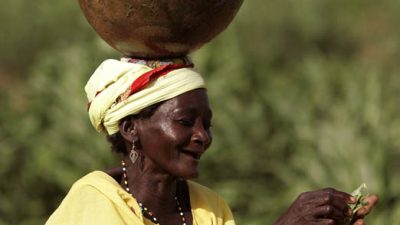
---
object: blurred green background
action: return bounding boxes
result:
[1,0,399,224]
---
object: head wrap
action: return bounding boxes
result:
[85,58,205,135]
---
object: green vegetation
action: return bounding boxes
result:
[346,183,368,224]
[1,0,399,224]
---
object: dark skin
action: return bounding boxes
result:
[111,88,378,225]
[118,89,212,225]
[274,189,379,225]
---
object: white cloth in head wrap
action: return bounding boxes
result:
[85,59,205,135]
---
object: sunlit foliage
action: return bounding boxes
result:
[1,0,399,224]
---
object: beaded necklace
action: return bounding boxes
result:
[121,160,187,225]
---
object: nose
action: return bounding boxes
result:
[192,121,212,150]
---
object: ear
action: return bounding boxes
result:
[119,117,139,143]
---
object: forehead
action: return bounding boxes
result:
[157,89,211,115]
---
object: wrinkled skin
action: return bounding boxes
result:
[274,188,379,225]
[105,90,379,225]
[114,89,212,225]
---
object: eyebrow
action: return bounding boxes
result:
[171,107,212,117]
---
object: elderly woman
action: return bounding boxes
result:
[46,57,378,225]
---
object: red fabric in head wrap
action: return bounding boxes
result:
[129,63,193,95]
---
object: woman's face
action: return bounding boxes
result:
[136,89,212,179]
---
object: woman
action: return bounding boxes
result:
[46,57,378,225]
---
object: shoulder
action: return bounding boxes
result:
[61,171,124,204]
[188,180,235,225]
[45,171,132,225]
[71,170,121,193]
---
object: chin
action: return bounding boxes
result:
[176,167,200,180]
[186,171,200,179]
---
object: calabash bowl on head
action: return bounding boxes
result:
[78,0,243,58]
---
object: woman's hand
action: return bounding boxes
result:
[274,188,357,225]
[351,194,379,225]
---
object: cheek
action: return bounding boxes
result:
[143,124,180,152]
[161,123,192,146]
[158,124,180,145]
[140,121,193,156]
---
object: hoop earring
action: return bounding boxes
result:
[129,141,138,164]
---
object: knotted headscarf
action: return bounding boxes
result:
[85,58,205,135]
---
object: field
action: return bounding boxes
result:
[1,0,399,224]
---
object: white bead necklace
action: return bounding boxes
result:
[121,160,187,225]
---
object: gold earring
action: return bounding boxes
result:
[129,141,138,164]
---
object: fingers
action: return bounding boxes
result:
[276,188,375,225]
[315,218,337,225]
[313,188,353,219]
[356,194,379,217]
[326,188,355,203]
[353,218,365,225]
[298,188,353,223]
[313,188,355,206]
[314,205,349,223]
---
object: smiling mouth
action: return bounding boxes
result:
[180,150,201,160]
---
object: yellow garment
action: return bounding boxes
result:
[46,171,235,225]
[85,59,205,135]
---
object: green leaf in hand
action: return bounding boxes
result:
[343,183,369,225]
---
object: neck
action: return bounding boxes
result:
[122,157,179,214]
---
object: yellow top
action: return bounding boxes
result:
[46,171,235,225]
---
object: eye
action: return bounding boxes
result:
[177,118,194,127]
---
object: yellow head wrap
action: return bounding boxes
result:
[85,58,205,135]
